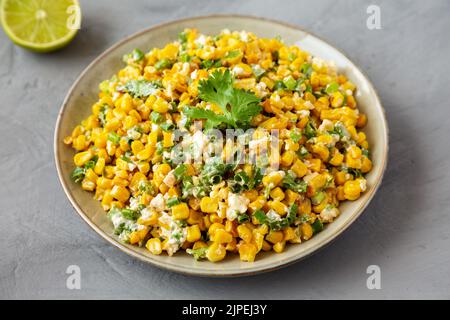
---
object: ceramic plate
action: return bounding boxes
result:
[54,15,388,277]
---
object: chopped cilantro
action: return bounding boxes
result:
[282,172,308,193]
[118,79,161,98]
[186,246,208,260]
[155,58,173,70]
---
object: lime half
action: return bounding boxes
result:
[0,0,81,53]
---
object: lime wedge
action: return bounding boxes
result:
[0,0,81,53]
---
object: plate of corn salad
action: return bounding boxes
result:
[55,16,388,276]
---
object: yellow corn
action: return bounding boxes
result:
[172,203,190,220]
[186,225,201,243]
[237,225,253,243]
[110,185,130,202]
[291,159,308,177]
[266,230,283,244]
[238,243,257,262]
[206,243,226,262]
[273,241,286,253]
[262,171,284,187]
[212,229,233,244]
[200,197,218,213]
[146,238,162,255]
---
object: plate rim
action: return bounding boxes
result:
[54,14,389,277]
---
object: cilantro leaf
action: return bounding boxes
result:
[198,69,234,111]
[282,172,308,193]
[229,90,261,126]
[189,69,262,129]
[118,79,161,98]
[253,204,298,231]
[183,107,227,130]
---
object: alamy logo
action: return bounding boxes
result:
[66,265,81,290]
[366,265,381,289]
[366,5,382,30]
[66,5,81,30]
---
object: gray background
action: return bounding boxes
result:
[1,0,449,299]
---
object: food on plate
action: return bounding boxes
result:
[65,29,372,262]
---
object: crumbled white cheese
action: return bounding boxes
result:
[158,212,187,256]
[151,123,159,131]
[218,202,227,219]
[190,69,198,80]
[297,110,310,118]
[255,82,268,98]
[256,81,267,90]
[320,206,340,223]
[163,170,177,187]
[150,193,165,211]
[273,93,281,102]
[232,66,245,76]
[267,210,282,221]
[111,212,126,229]
[319,119,334,132]
[140,207,153,220]
[180,62,190,76]
[127,161,137,171]
[359,179,367,192]
[240,31,249,42]
[303,101,315,109]
[303,172,319,183]
[329,134,340,147]
[195,35,207,46]
[226,193,250,221]
[129,197,140,210]
[127,128,142,140]
[312,57,325,69]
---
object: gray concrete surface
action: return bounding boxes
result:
[1,0,449,299]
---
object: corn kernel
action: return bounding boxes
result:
[266,230,283,244]
[270,187,285,201]
[262,171,284,187]
[206,243,226,262]
[208,222,225,236]
[237,225,253,243]
[291,159,308,177]
[200,196,218,213]
[172,203,189,220]
[81,179,95,191]
[74,150,93,167]
[110,185,130,202]
[301,223,313,240]
[238,243,257,262]
[186,225,201,243]
[153,97,170,113]
[273,241,286,253]
[146,238,162,255]
[212,229,233,244]
[269,200,288,216]
[131,140,144,154]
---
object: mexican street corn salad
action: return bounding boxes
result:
[65,29,372,262]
